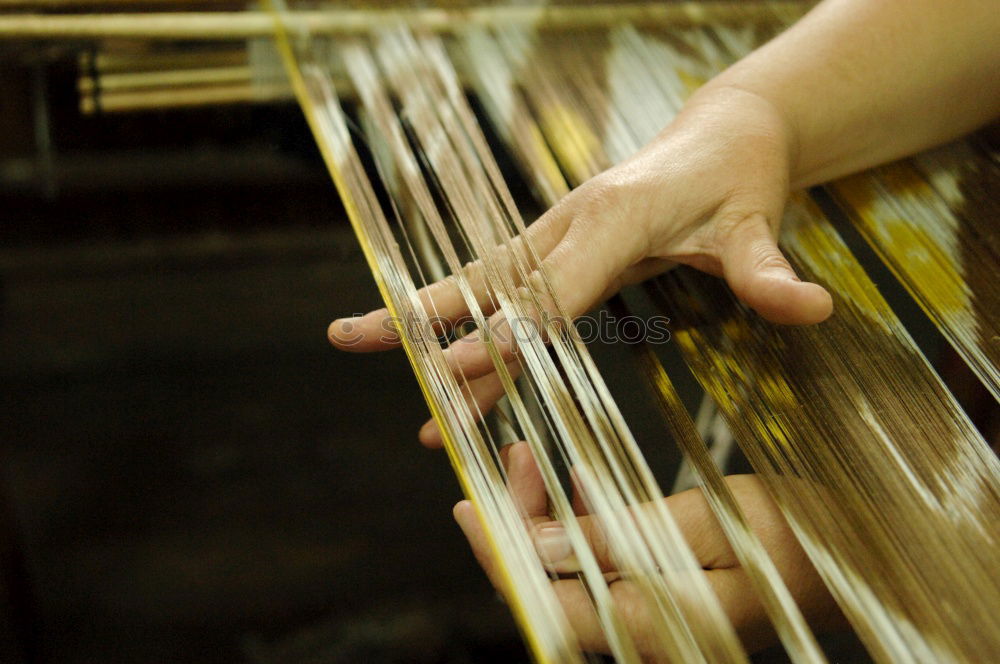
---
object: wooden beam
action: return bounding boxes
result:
[0,3,807,40]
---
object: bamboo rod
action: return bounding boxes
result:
[0,3,807,40]
[74,65,489,112]
[78,64,253,93]
[82,48,246,73]
[79,80,291,113]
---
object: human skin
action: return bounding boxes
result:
[330,0,999,447]
[328,0,1000,651]
[454,442,845,658]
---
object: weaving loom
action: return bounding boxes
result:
[4,2,998,663]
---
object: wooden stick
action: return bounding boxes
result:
[0,3,807,40]
[83,48,246,73]
[78,65,254,93]
[79,81,292,113]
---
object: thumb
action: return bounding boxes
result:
[719,213,833,325]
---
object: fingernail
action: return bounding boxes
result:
[453,499,470,517]
[453,500,474,530]
[535,522,572,566]
[328,317,363,347]
[329,317,360,337]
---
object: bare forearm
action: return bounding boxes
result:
[701,0,1000,189]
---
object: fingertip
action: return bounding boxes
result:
[454,499,503,587]
[327,317,355,348]
[419,419,443,448]
[795,281,834,324]
[453,499,473,522]
[453,500,477,535]
[328,308,397,351]
[533,521,579,573]
[507,441,531,469]
[506,441,531,484]
[507,442,550,518]
[749,276,833,325]
[719,213,835,325]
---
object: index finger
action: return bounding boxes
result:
[328,197,574,352]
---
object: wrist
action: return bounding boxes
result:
[684,81,803,190]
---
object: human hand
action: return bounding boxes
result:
[329,86,833,446]
[453,442,843,658]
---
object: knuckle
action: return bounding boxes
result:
[713,208,760,235]
[585,520,612,568]
[438,273,459,293]
[521,274,556,316]
[459,259,483,283]
[578,173,636,215]
[748,242,791,273]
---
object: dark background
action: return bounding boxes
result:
[1,56,539,662]
[5,39,989,664]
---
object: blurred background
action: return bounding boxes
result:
[0,42,544,662]
[1,5,994,663]
[0,52,698,662]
